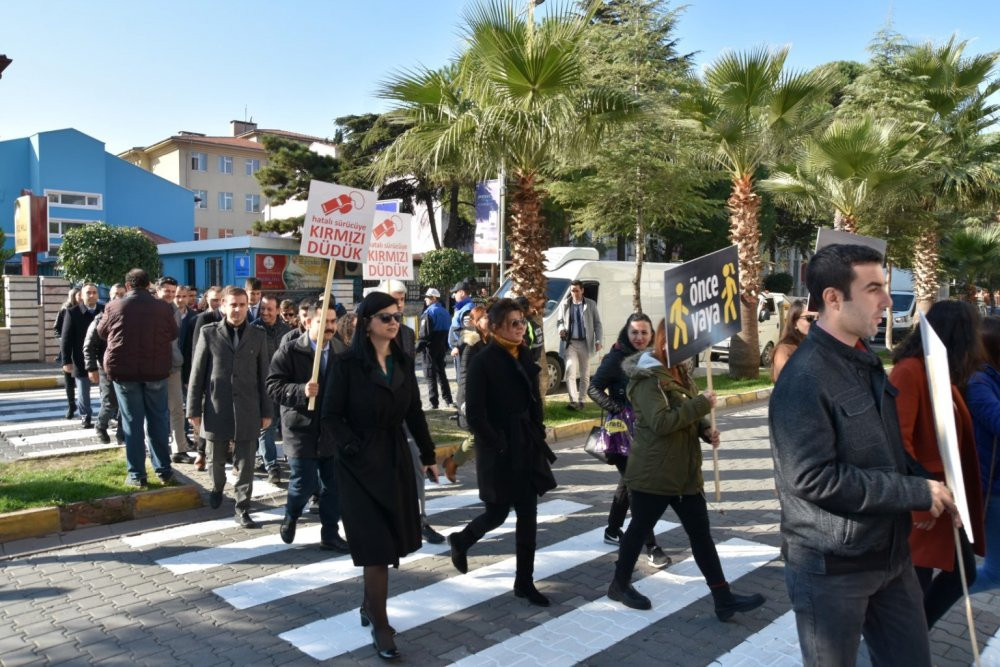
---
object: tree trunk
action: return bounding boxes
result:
[448,182,460,248]
[508,170,549,397]
[422,190,442,250]
[632,204,644,313]
[913,226,939,313]
[727,174,762,379]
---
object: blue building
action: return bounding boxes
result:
[0,128,194,272]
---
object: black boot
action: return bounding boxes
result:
[514,542,549,606]
[513,578,550,607]
[711,585,765,621]
[448,532,468,574]
[607,577,651,610]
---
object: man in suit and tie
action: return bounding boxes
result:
[245,277,263,322]
[187,285,271,528]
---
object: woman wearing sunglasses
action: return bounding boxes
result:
[447,298,558,606]
[322,291,439,661]
[771,300,817,382]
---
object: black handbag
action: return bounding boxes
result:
[583,421,609,463]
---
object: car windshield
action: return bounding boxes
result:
[496,277,570,317]
[891,292,914,313]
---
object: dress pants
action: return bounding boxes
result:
[207,438,255,512]
[563,339,590,403]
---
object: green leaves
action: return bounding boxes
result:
[418,248,475,292]
[57,223,161,286]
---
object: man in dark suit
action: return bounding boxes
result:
[61,282,104,429]
[189,286,223,471]
[245,277,263,322]
[187,285,271,528]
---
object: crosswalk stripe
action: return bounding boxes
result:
[10,428,102,446]
[152,489,489,572]
[215,498,590,610]
[280,519,679,661]
[20,443,122,458]
[983,627,1000,666]
[0,409,82,424]
[712,610,798,666]
[123,488,484,549]
[0,417,97,433]
[449,538,779,667]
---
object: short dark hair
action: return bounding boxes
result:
[125,269,150,290]
[298,296,318,312]
[570,280,584,288]
[221,285,248,300]
[180,284,193,292]
[806,244,883,312]
[260,294,280,306]
[156,276,178,288]
[244,277,262,291]
[487,298,523,333]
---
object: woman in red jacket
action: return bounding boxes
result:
[889,300,985,628]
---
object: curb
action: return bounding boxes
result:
[0,376,61,392]
[0,484,204,543]
[546,386,772,443]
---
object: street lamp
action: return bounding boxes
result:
[0,55,11,79]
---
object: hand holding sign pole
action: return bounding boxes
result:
[918,312,979,665]
[300,180,375,410]
[663,246,741,503]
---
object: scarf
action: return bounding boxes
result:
[494,334,521,359]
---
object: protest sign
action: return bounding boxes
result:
[814,227,887,257]
[363,213,413,280]
[662,245,741,366]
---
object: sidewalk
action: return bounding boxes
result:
[0,361,62,391]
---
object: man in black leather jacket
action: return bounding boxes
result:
[770,244,958,666]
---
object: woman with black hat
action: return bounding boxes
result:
[322,291,439,661]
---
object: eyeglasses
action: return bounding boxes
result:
[802,315,816,323]
[373,312,403,324]
[507,319,528,328]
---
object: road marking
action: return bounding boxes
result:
[150,490,488,572]
[0,417,98,433]
[10,428,102,446]
[449,538,779,667]
[280,520,679,661]
[215,498,589,610]
[20,443,122,458]
[712,610,799,666]
[982,626,1000,666]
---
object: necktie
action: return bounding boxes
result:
[574,304,584,339]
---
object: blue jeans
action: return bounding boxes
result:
[75,375,93,420]
[971,494,1000,594]
[257,407,278,471]
[286,456,340,542]
[785,556,931,666]
[114,379,172,482]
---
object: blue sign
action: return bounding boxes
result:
[234,255,251,278]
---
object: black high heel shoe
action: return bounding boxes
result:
[371,627,400,661]
[360,604,397,635]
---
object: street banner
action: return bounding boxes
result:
[14,194,47,254]
[918,312,974,538]
[254,254,328,290]
[363,212,413,280]
[299,180,376,262]
[474,179,500,263]
[662,245,741,367]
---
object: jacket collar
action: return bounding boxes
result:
[809,322,882,370]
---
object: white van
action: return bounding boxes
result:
[708,292,795,368]
[496,247,679,393]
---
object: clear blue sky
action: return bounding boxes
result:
[1,1,997,155]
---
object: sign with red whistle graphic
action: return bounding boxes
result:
[363,213,413,280]
[299,180,376,262]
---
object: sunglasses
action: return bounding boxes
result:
[507,318,528,328]
[802,315,816,323]
[372,312,403,324]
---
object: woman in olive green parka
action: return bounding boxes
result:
[606,319,766,622]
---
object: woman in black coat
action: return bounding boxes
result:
[447,298,557,606]
[322,291,438,661]
[587,313,670,568]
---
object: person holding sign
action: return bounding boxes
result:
[889,300,985,627]
[607,319,765,620]
[321,291,438,661]
[770,244,959,666]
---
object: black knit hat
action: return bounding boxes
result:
[358,291,399,319]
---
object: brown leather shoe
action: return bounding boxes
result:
[194,452,206,471]
[444,456,458,484]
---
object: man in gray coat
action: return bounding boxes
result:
[556,280,602,410]
[187,285,272,528]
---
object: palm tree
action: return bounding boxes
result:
[376,0,637,313]
[900,37,1000,311]
[689,47,831,378]
[760,116,924,234]
[939,224,1000,302]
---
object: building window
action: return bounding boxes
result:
[191,152,207,171]
[245,194,261,213]
[194,189,208,209]
[47,219,90,244]
[194,227,209,240]
[218,192,233,211]
[218,228,234,238]
[45,190,102,210]
[206,257,223,287]
[245,158,260,175]
[184,258,196,286]
[218,155,233,174]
